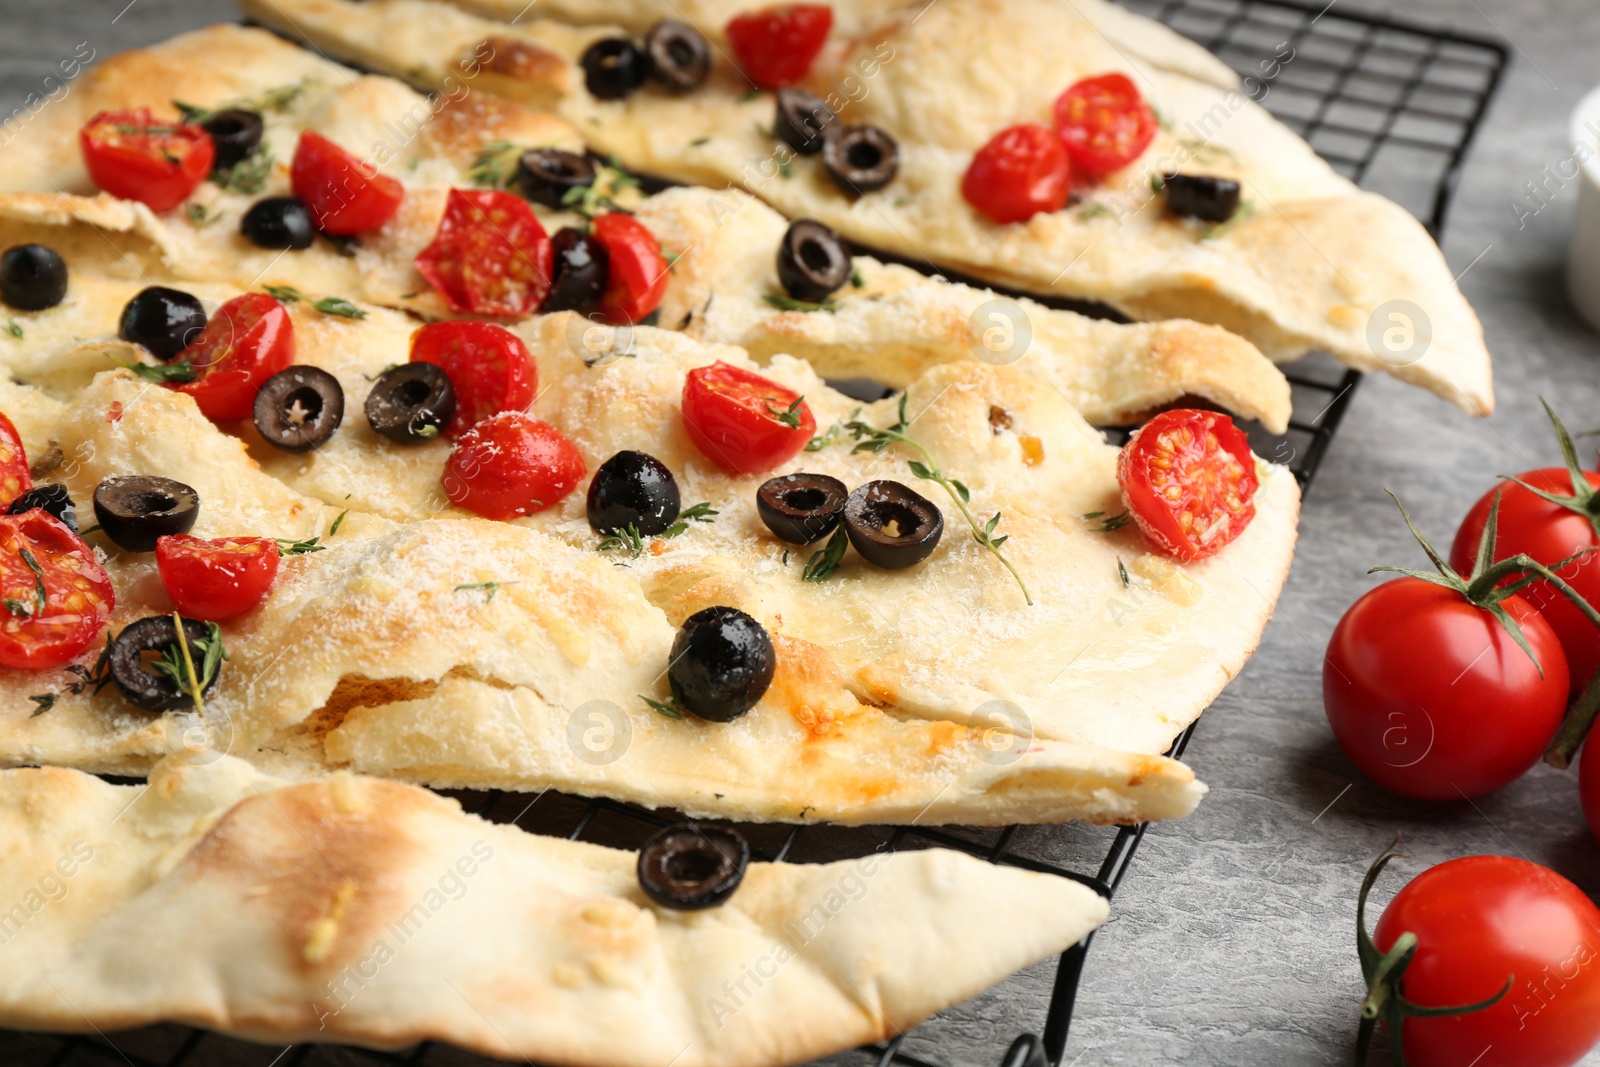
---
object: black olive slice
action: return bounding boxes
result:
[667,605,775,722]
[365,362,456,444]
[843,480,943,569]
[1162,173,1241,223]
[645,20,711,93]
[587,450,681,536]
[637,825,750,910]
[7,484,78,532]
[581,37,648,101]
[516,148,597,209]
[109,615,220,713]
[200,108,264,171]
[240,196,315,250]
[92,475,199,552]
[0,243,68,311]
[775,87,835,155]
[756,472,847,544]
[777,219,851,303]
[823,125,899,194]
[118,286,208,362]
[542,227,610,313]
[253,366,344,452]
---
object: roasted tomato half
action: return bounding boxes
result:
[1053,73,1157,179]
[962,123,1072,224]
[726,4,834,89]
[80,109,214,212]
[443,412,586,520]
[290,131,404,235]
[593,213,669,325]
[415,189,554,317]
[173,293,295,422]
[156,534,281,620]
[0,510,115,671]
[0,412,32,510]
[409,320,537,436]
[681,361,816,475]
[1117,409,1258,561]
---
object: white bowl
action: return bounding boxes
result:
[1568,84,1600,332]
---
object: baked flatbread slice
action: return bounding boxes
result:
[0,755,1109,1065]
[0,22,1293,433]
[238,0,1492,414]
[1,369,1207,825]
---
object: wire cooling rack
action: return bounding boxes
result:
[10,1,1504,1065]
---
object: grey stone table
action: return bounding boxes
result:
[3,0,1599,1064]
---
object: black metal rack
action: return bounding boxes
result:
[12,1,1504,1065]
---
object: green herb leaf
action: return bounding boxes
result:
[778,160,794,179]
[662,502,719,539]
[19,548,46,617]
[907,459,937,481]
[641,694,684,719]
[805,410,859,452]
[763,293,837,314]
[5,322,21,340]
[560,161,642,220]
[763,395,805,429]
[311,296,367,319]
[28,693,55,717]
[738,89,762,102]
[597,524,645,558]
[329,510,348,536]
[275,534,327,556]
[185,202,214,228]
[1092,511,1132,533]
[850,269,865,288]
[3,599,31,619]
[111,355,198,383]
[455,580,516,603]
[690,136,710,147]
[1117,556,1130,588]
[174,82,305,127]
[802,526,849,583]
[465,140,532,189]
[213,145,273,195]
[950,478,971,503]
[265,284,306,303]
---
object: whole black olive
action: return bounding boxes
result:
[0,244,68,311]
[365,362,456,444]
[7,484,77,532]
[777,219,851,303]
[92,475,199,552]
[581,37,648,101]
[823,125,899,194]
[109,615,221,713]
[586,450,681,536]
[200,108,264,171]
[240,196,314,250]
[253,366,344,452]
[645,20,711,93]
[668,606,775,721]
[843,480,943,569]
[756,472,847,544]
[774,88,834,156]
[542,227,610,313]
[1162,174,1241,223]
[637,825,750,910]
[118,287,207,362]
[516,148,597,209]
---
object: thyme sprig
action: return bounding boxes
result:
[640,694,684,720]
[174,82,306,126]
[763,395,804,429]
[802,526,848,582]
[846,394,1032,605]
[214,146,273,195]
[26,634,113,717]
[110,355,198,384]
[561,160,641,221]
[151,614,227,716]
[455,580,516,602]
[264,285,367,319]
[597,524,645,558]
[663,502,718,539]
[466,140,531,189]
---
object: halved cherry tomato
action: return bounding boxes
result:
[442,412,586,521]
[415,189,553,317]
[681,361,816,475]
[962,124,1072,224]
[79,109,214,213]
[726,4,833,89]
[593,213,668,325]
[0,412,32,510]
[1372,854,1600,1067]
[173,293,294,422]
[1451,468,1600,695]
[1117,409,1257,561]
[0,510,115,671]
[1053,73,1157,180]
[155,535,280,621]
[409,321,536,436]
[1324,577,1567,800]
[290,131,404,236]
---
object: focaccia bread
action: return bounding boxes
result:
[0,755,1108,1065]
[237,0,1492,415]
[0,22,1293,433]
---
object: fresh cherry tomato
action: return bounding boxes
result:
[1053,73,1157,180]
[1117,409,1257,561]
[79,109,214,213]
[1451,468,1600,696]
[415,189,553,317]
[173,293,294,421]
[962,123,1072,224]
[409,321,536,436]
[155,534,280,620]
[442,412,586,521]
[1373,855,1600,1067]
[1581,733,1600,847]
[291,131,404,235]
[0,412,33,510]
[681,361,816,475]
[592,213,668,325]
[1325,578,1567,799]
[0,510,115,671]
[726,4,833,89]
